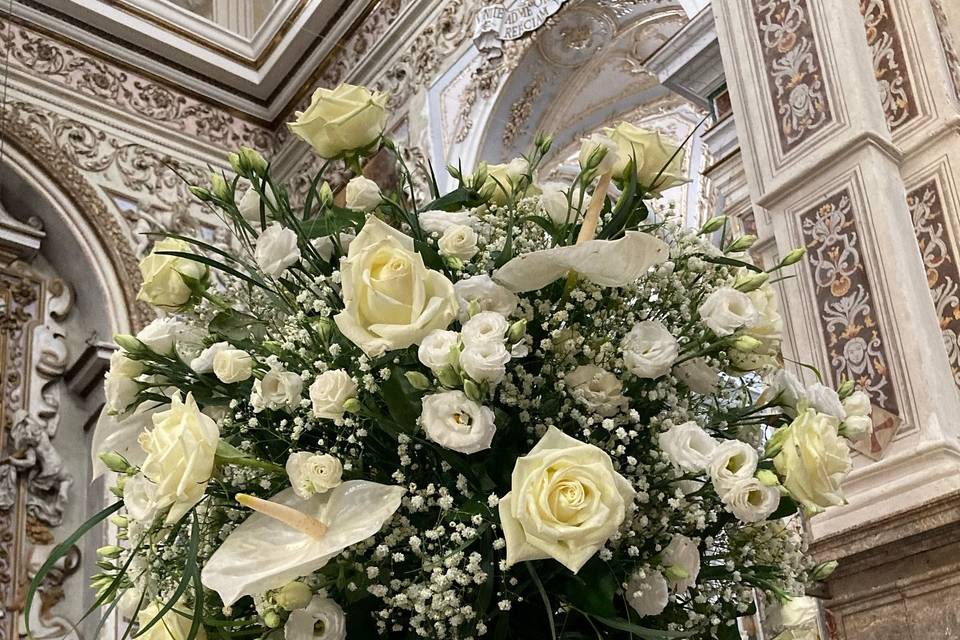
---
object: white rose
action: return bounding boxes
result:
[622,320,679,379]
[255,223,301,277]
[438,224,479,261]
[418,210,479,235]
[105,372,139,414]
[312,233,355,262]
[780,596,819,629]
[137,599,207,640]
[310,369,357,422]
[122,472,159,523]
[213,348,254,384]
[578,133,619,175]
[286,452,343,499]
[110,350,144,378]
[284,596,347,640]
[498,427,635,573]
[417,329,460,371]
[675,357,720,394]
[658,421,718,473]
[722,477,780,523]
[251,368,303,412]
[625,569,669,617]
[483,157,529,205]
[334,216,458,357]
[698,287,758,336]
[461,311,509,346]
[190,341,231,374]
[661,534,700,591]
[452,275,519,322]
[460,341,511,384]
[774,409,852,513]
[136,317,188,355]
[708,440,760,496]
[841,390,873,440]
[801,382,845,419]
[237,181,278,223]
[604,122,686,193]
[345,175,382,211]
[745,282,783,349]
[565,365,628,417]
[136,238,207,311]
[420,390,496,454]
[137,392,219,524]
[538,182,573,225]
[287,83,387,159]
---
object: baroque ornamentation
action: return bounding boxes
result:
[799,189,901,459]
[930,0,960,104]
[907,177,960,388]
[502,74,545,146]
[858,0,917,131]
[751,0,833,154]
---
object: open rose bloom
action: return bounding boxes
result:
[55,83,860,640]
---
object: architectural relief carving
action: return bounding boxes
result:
[751,0,833,154]
[799,189,901,459]
[930,0,960,104]
[907,177,960,388]
[502,74,544,146]
[858,0,918,131]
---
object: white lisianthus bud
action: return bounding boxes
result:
[284,596,347,640]
[417,329,460,371]
[708,440,759,496]
[721,477,780,523]
[209,172,229,200]
[658,421,718,473]
[104,372,139,414]
[190,341,231,374]
[275,581,313,611]
[698,287,759,336]
[213,348,254,384]
[286,452,343,498]
[621,320,679,379]
[135,318,189,355]
[842,389,871,419]
[438,224,480,261]
[251,368,303,412]
[309,370,357,422]
[801,382,845,419]
[779,247,807,267]
[420,390,496,454]
[538,182,573,225]
[228,146,268,176]
[344,175,382,211]
[460,341,511,384]
[625,570,669,617]
[452,275,519,323]
[461,311,509,346]
[565,365,628,417]
[482,157,529,204]
[661,534,701,591]
[287,83,387,159]
[237,182,278,223]
[109,349,144,379]
[255,223,301,277]
[404,371,431,390]
[418,210,480,236]
[726,234,757,252]
[578,133,618,175]
[698,215,727,235]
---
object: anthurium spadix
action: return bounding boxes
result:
[491,231,669,293]
[201,480,405,605]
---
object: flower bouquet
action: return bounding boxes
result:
[31,83,869,640]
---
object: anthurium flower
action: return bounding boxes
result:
[201,480,405,605]
[492,231,669,292]
[90,402,161,480]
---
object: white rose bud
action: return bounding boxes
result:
[104,372,139,414]
[698,287,759,336]
[286,451,343,498]
[578,133,618,175]
[658,421,718,473]
[625,570,669,617]
[721,477,780,523]
[344,175,382,211]
[802,381,845,419]
[420,390,496,454]
[538,182,573,225]
[482,157,529,205]
[565,365,629,417]
[604,122,686,193]
[236,182,278,223]
[251,368,303,412]
[708,440,760,496]
[311,232,355,262]
[621,320,679,379]
[461,311,509,346]
[136,238,207,311]
[460,341,511,384]
[452,275,519,323]
[109,350,144,379]
[309,370,357,422]
[287,83,387,159]
[438,224,479,261]
[417,329,460,371]
[255,223,301,277]
[213,348,254,384]
[136,318,188,355]
[275,581,313,612]
[418,210,479,236]
[190,341,231,374]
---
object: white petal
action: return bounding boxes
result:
[90,404,160,480]
[492,232,668,292]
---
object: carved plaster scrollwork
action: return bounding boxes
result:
[930,0,960,105]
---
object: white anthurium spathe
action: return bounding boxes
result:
[201,480,404,606]
[492,231,669,292]
[90,402,163,479]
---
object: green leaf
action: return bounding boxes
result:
[298,207,365,239]
[423,187,485,212]
[379,367,422,431]
[209,311,266,342]
[715,621,744,640]
[414,238,445,271]
[585,612,695,639]
[526,562,557,640]
[154,251,273,292]
[699,254,763,273]
[561,558,617,617]
[770,495,798,520]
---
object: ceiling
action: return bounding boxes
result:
[11,0,372,120]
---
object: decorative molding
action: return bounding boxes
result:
[799,188,902,459]
[502,73,544,146]
[931,0,960,105]
[858,0,918,131]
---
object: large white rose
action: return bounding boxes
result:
[708,440,760,496]
[309,370,357,422]
[461,311,509,346]
[483,157,529,205]
[104,372,139,415]
[658,421,718,473]
[136,238,207,311]
[285,596,347,640]
[625,569,669,617]
[622,320,679,379]
[538,182,573,225]
[565,365,628,417]
[660,534,700,591]
[213,348,254,384]
[722,477,780,523]
[499,427,635,573]
[604,122,686,193]
[841,390,873,440]
[452,275,519,322]
[137,599,207,640]
[251,368,303,412]
[237,181,278,223]
[345,175,382,211]
[255,223,301,277]
[137,392,219,524]
[286,452,343,499]
[774,409,852,513]
[334,216,458,357]
[420,390,496,454]
[438,224,479,261]
[460,341,511,384]
[288,83,387,159]
[418,210,479,236]
[417,329,460,371]
[698,287,758,336]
